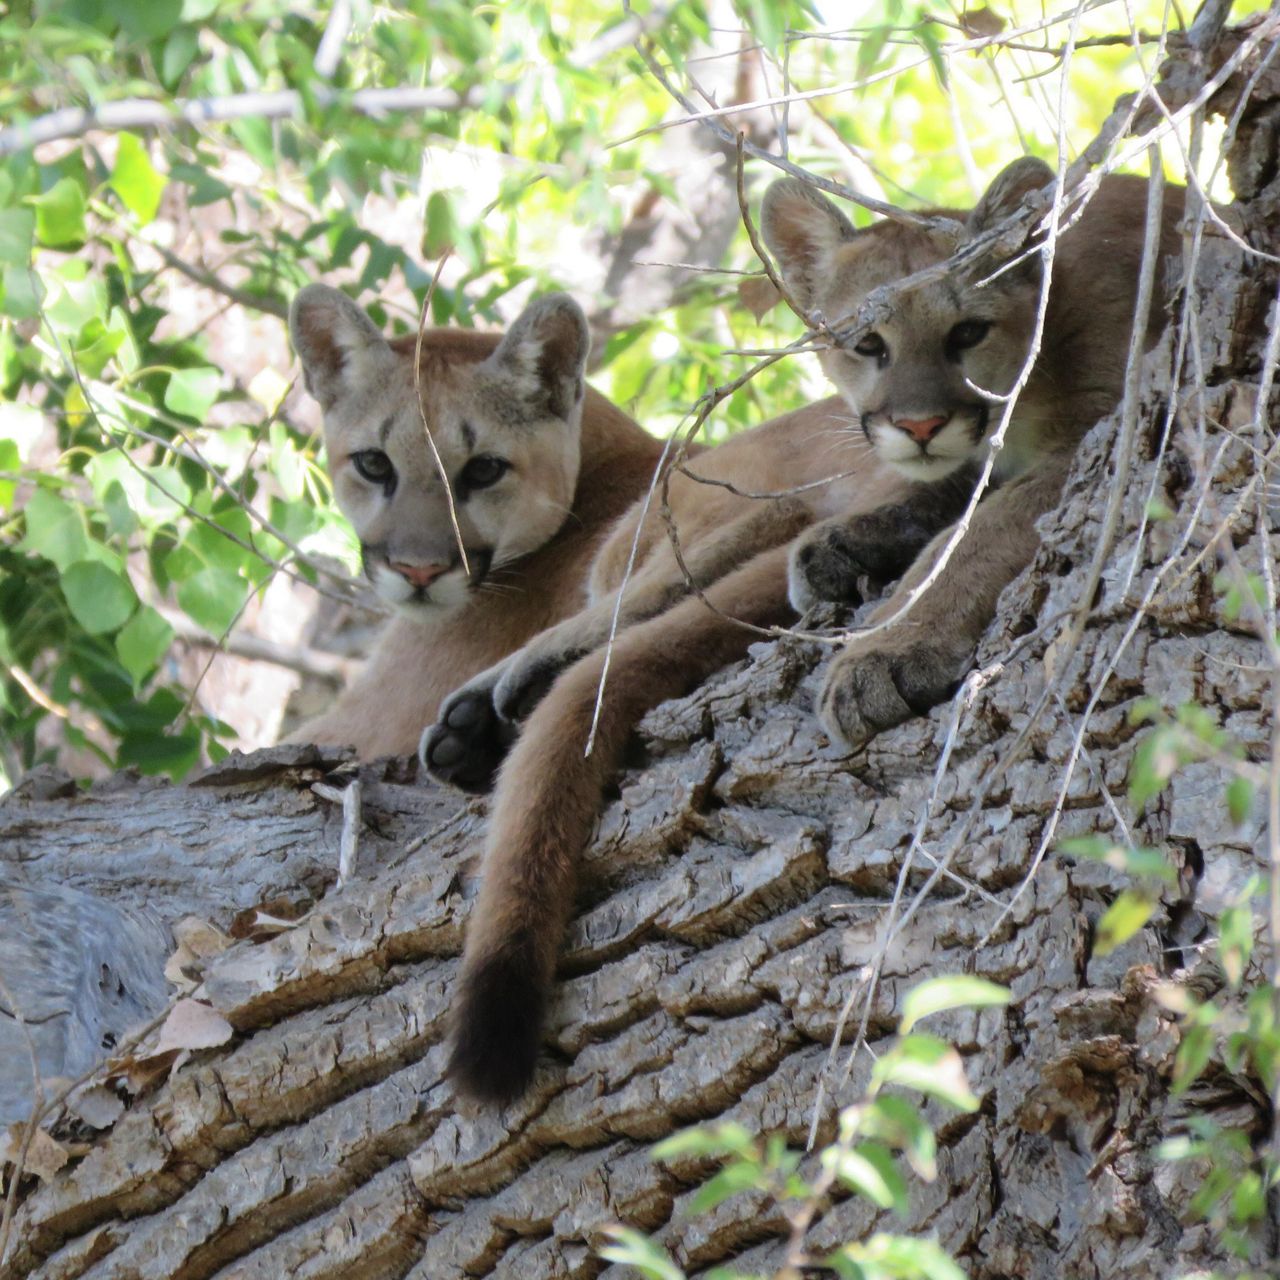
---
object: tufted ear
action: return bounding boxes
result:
[289,284,392,410]
[761,178,861,310]
[968,156,1054,235]
[486,293,590,422]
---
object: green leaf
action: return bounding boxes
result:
[20,489,88,571]
[686,1161,765,1215]
[1058,837,1175,884]
[899,976,1010,1033]
[177,566,248,635]
[164,367,222,419]
[828,1234,967,1280]
[60,560,137,635]
[119,723,201,778]
[872,1034,980,1113]
[1093,890,1156,957]
[1218,903,1254,988]
[116,605,174,687]
[110,133,167,225]
[597,1226,685,1280]
[3,263,45,318]
[423,190,456,258]
[1226,776,1254,826]
[1172,1019,1215,1094]
[105,0,183,42]
[0,439,18,511]
[822,1142,908,1213]
[863,1095,937,1181]
[652,1122,755,1163]
[0,209,34,265]
[29,177,87,247]
[161,24,199,87]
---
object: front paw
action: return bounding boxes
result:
[788,513,914,613]
[421,687,517,794]
[493,644,586,725]
[818,640,969,749]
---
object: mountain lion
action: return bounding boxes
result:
[286,287,664,758]
[763,157,1185,749]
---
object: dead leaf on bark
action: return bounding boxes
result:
[164,916,232,990]
[152,999,234,1056]
[738,276,782,321]
[229,895,312,941]
[65,1084,124,1130]
[0,1123,70,1182]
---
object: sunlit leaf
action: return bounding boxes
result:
[1093,890,1156,957]
[29,177,87,247]
[60,560,137,635]
[900,976,1010,1033]
[110,133,167,225]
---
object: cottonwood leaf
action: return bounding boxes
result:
[153,998,233,1055]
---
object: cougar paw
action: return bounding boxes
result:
[789,513,916,613]
[420,688,516,794]
[493,646,585,725]
[818,641,967,749]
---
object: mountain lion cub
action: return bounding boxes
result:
[763,157,1184,749]
[287,288,663,758]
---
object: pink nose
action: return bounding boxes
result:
[894,414,950,443]
[390,561,449,589]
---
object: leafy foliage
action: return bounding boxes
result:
[600,975,1009,1278]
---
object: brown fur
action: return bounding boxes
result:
[425,397,912,1102]
[286,295,665,758]
[763,162,1187,748]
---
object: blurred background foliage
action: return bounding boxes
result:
[0,0,1254,786]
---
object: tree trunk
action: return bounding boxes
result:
[3,21,1279,1280]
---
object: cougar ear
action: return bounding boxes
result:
[486,293,590,422]
[968,157,1055,235]
[761,178,861,310]
[289,284,392,410]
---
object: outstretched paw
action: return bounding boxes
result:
[818,639,970,749]
[493,644,587,726]
[421,687,517,794]
[789,509,930,613]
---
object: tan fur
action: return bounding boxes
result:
[285,290,664,758]
[762,162,1187,748]
[427,396,912,1102]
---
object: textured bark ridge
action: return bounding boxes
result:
[4,28,1280,1280]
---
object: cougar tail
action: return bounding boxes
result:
[448,542,795,1104]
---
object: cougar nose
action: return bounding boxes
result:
[390,561,449,589]
[894,414,950,443]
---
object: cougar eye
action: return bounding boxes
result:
[459,455,510,493]
[948,320,991,353]
[352,449,395,487]
[852,332,887,361]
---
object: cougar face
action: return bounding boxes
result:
[291,288,589,616]
[762,159,1055,483]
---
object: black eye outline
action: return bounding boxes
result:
[351,449,396,488]
[458,454,510,494]
[948,320,991,354]
[852,332,888,361]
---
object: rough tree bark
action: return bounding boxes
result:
[2,22,1279,1280]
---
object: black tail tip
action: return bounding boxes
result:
[448,950,547,1107]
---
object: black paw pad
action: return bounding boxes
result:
[421,691,516,794]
